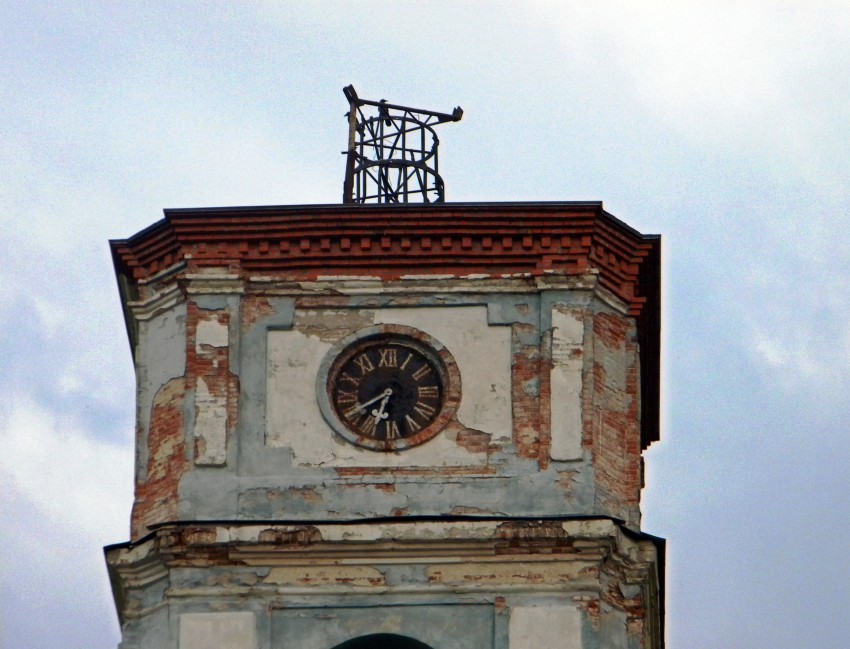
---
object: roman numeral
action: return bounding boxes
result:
[344,404,363,420]
[413,401,436,419]
[399,352,413,370]
[404,414,422,433]
[340,372,360,387]
[336,390,357,405]
[378,347,397,367]
[360,415,378,436]
[385,420,400,440]
[354,353,375,375]
[411,364,431,381]
[418,385,439,399]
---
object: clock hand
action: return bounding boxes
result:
[346,388,392,417]
[371,393,391,421]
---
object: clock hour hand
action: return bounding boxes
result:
[371,392,391,422]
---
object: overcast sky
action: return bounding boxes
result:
[2,2,849,648]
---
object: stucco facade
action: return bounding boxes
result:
[106,202,663,649]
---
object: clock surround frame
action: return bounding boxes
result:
[316,323,461,452]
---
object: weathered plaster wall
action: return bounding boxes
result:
[128,274,643,533]
[110,205,661,649]
[107,518,660,649]
[131,299,187,538]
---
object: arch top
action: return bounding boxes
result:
[332,633,435,649]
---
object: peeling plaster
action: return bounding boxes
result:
[550,307,585,461]
[194,377,227,465]
[509,606,583,649]
[196,318,229,349]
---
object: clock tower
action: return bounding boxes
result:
[105,201,663,649]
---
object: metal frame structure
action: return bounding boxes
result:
[342,85,462,204]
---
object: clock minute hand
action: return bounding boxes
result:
[348,388,393,416]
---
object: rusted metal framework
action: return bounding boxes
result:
[342,85,462,204]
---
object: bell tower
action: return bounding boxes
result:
[105,91,664,649]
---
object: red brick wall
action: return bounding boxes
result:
[590,312,642,525]
[512,323,543,461]
[131,377,187,539]
[131,301,238,538]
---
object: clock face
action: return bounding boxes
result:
[324,332,456,451]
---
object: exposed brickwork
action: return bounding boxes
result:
[255,526,322,546]
[512,324,542,460]
[600,546,652,646]
[557,470,579,492]
[186,303,228,392]
[286,487,324,503]
[590,312,642,526]
[454,428,491,454]
[494,521,575,555]
[537,327,553,470]
[242,295,275,330]
[574,596,601,627]
[131,377,187,539]
[594,311,632,350]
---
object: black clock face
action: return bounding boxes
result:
[328,336,446,447]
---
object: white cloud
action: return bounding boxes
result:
[535,2,850,195]
[748,316,850,398]
[752,331,785,368]
[0,393,132,541]
[750,329,822,378]
[30,295,67,339]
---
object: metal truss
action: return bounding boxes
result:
[342,85,462,204]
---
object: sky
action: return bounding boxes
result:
[1,2,849,647]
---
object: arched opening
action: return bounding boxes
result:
[332,633,435,649]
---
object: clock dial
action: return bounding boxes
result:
[329,338,445,444]
[318,325,461,452]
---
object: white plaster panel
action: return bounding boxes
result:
[194,376,227,465]
[550,307,584,461]
[509,606,583,649]
[265,306,511,467]
[137,304,186,426]
[195,318,229,349]
[373,307,511,440]
[179,612,256,649]
[140,304,187,385]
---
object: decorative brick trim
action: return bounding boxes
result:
[111,203,658,319]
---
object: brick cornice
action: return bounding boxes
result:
[111,202,658,315]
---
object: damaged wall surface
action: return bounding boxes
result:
[106,202,663,649]
[106,519,663,649]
